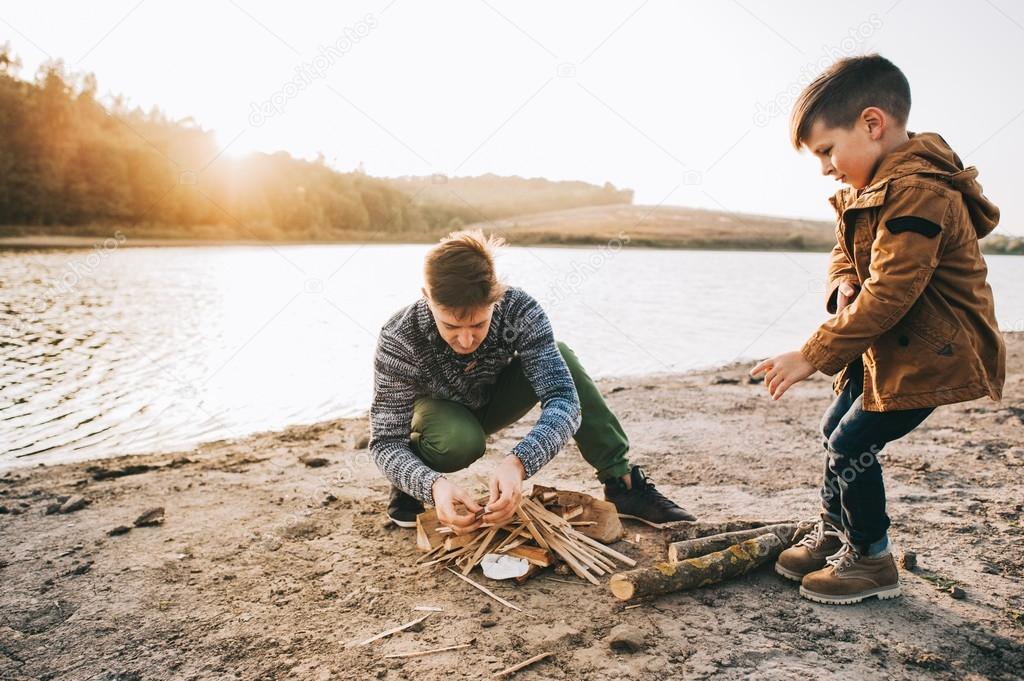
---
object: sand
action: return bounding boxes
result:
[1,335,1022,680]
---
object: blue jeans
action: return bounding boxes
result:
[819,359,934,551]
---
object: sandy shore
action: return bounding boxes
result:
[1,335,1022,680]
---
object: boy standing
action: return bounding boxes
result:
[750,55,1004,604]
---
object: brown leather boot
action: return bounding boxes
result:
[775,516,843,582]
[799,542,901,605]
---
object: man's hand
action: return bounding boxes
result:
[836,281,860,314]
[484,455,525,526]
[431,477,483,535]
[750,350,818,401]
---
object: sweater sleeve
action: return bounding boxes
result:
[369,333,442,505]
[506,292,582,477]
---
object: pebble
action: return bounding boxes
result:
[898,550,917,571]
[134,507,165,527]
[59,495,88,514]
[608,624,646,653]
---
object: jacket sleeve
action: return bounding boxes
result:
[369,335,442,506]
[825,241,860,314]
[801,186,949,375]
[507,294,581,478]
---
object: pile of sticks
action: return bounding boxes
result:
[416,490,636,585]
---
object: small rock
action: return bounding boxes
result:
[709,375,740,385]
[107,525,133,536]
[44,502,63,515]
[59,495,88,513]
[479,604,492,614]
[353,433,370,449]
[981,563,999,575]
[747,374,764,384]
[134,507,165,527]
[949,586,966,600]
[408,619,426,633]
[299,454,329,468]
[608,624,646,653]
[481,620,497,629]
[898,550,917,571]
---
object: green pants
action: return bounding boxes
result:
[410,342,631,482]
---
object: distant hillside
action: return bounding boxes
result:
[388,174,633,224]
[465,203,837,251]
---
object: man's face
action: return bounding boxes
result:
[426,295,494,354]
[804,116,884,190]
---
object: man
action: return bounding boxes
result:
[370,230,695,534]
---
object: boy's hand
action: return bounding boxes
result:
[431,477,483,535]
[749,351,818,401]
[836,281,860,314]
[484,455,525,526]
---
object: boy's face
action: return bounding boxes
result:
[803,115,885,190]
[424,291,493,354]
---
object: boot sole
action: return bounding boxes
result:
[387,515,417,529]
[774,562,809,583]
[799,583,901,605]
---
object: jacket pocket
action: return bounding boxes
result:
[902,299,958,356]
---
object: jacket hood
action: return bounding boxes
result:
[868,132,1000,238]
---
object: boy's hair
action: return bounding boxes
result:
[791,54,911,149]
[424,229,507,315]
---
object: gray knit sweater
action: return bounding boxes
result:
[369,287,582,505]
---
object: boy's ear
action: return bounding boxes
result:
[861,107,886,140]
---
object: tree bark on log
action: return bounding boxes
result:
[662,519,792,544]
[609,534,784,601]
[666,523,806,563]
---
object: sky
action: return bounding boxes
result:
[2,0,1023,233]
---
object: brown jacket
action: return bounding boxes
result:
[800,132,1005,411]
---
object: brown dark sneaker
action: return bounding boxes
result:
[799,542,901,605]
[775,516,843,582]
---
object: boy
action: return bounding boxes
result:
[370,229,696,534]
[750,55,1004,605]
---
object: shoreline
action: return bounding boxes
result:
[1,335,1021,678]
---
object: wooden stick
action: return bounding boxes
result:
[666,523,804,563]
[384,641,474,659]
[568,529,638,567]
[412,606,443,612]
[662,519,792,544]
[356,614,431,646]
[494,652,553,678]
[446,567,523,612]
[464,526,500,575]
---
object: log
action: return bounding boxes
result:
[662,519,792,544]
[609,533,784,601]
[666,523,806,563]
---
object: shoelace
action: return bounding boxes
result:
[796,517,840,551]
[825,533,859,573]
[634,479,679,509]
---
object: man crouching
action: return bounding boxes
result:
[369,229,696,533]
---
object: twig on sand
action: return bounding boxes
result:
[446,567,523,612]
[355,614,431,646]
[494,651,553,677]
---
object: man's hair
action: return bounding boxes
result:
[424,229,507,315]
[790,54,911,149]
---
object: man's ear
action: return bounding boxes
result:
[421,287,430,302]
[861,107,886,140]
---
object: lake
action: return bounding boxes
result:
[2,243,1021,469]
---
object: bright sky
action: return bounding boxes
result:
[3,0,1023,233]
